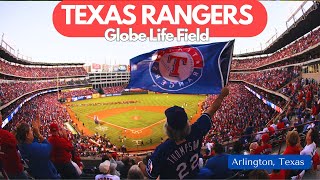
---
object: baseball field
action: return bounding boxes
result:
[67,93,205,151]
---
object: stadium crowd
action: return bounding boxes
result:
[60,89,97,99]
[230,66,301,91]
[102,86,125,94]
[231,27,320,69]
[1,77,320,179]
[0,79,90,105]
[202,83,279,144]
[2,93,119,157]
[0,58,87,78]
[260,53,320,70]
[247,84,287,108]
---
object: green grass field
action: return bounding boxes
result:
[69,93,205,150]
[104,110,164,128]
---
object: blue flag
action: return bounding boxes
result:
[127,40,234,94]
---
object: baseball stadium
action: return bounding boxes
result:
[1,1,320,179]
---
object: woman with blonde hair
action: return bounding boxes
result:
[282,130,302,178]
[283,130,301,155]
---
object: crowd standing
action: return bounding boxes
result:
[0,80,90,105]
[232,27,320,69]
[230,66,301,91]
[0,58,87,78]
[103,86,125,94]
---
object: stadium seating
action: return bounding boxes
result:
[0,80,90,105]
[3,93,118,159]
[0,58,87,78]
[202,83,279,144]
[230,66,301,91]
[102,86,125,94]
[232,27,320,70]
[61,89,97,99]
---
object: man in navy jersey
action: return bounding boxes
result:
[137,87,229,179]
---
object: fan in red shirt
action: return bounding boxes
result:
[311,102,318,116]
[276,119,285,131]
[269,169,285,179]
[0,113,27,179]
[256,134,272,155]
[267,126,275,136]
[298,91,304,102]
[48,123,80,179]
[306,90,312,108]
[282,131,302,179]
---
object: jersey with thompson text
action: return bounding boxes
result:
[146,113,212,179]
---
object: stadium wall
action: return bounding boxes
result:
[302,73,320,82]
[89,71,129,89]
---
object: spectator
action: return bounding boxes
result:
[282,130,302,178]
[119,156,132,179]
[300,128,319,169]
[245,122,254,142]
[15,121,59,179]
[283,131,301,155]
[95,160,120,180]
[269,169,285,179]
[136,88,229,179]
[48,123,80,179]
[127,165,145,179]
[276,119,285,131]
[0,113,27,179]
[101,153,120,177]
[110,152,124,172]
[248,170,269,179]
[232,141,244,154]
[249,142,260,155]
[200,143,234,179]
[256,134,272,155]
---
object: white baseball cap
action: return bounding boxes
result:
[99,160,111,174]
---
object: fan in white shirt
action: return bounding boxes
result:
[300,128,318,157]
[205,142,214,155]
[95,160,120,180]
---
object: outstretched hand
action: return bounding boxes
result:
[32,114,41,135]
[204,87,229,117]
[220,87,229,98]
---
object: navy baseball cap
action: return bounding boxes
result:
[165,106,188,130]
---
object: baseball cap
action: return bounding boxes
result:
[99,160,111,174]
[261,134,270,143]
[49,123,59,132]
[165,106,188,130]
[111,152,118,159]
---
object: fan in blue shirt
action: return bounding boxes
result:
[16,119,59,179]
[136,87,229,179]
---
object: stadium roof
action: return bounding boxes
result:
[234,1,320,57]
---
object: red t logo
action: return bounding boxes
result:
[167,55,187,77]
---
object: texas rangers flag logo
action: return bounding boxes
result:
[127,40,234,94]
[150,46,203,91]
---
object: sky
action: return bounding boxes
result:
[0,1,313,65]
